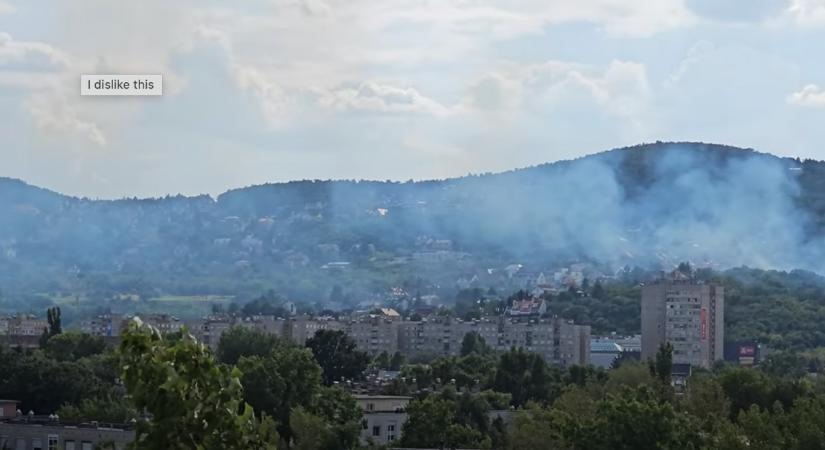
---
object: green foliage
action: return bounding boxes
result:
[460,331,492,357]
[118,320,278,450]
[389,351,405,371]
[57,394,137,423]
[305,329,369,385]
[0,347,106,414]
[237,346,323,445]
[241,292,289,317]
[43,332,107,361]
[216,326,284,365]
[652,342,673,384]
[373,351,391,370]
[493,347,558,406]
[39,306,62,347]
[399,396,486,449]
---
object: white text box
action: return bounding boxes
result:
[81,75,163,96]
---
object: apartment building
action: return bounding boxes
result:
[641,274,724,369]
[287,315,344,345]
[79,314,124,337]
[345,316,399,356]
[398,316,590,367]
[3,316,47,336]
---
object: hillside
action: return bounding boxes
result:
[2,141,825,307]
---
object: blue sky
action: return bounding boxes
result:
[1,0,824,198]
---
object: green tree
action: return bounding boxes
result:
[373,351,391,370]
[717,367,775,418]
[237,346,323,446]
[0,352,103,414]
[493,348,557,406]
[216,326,284,365]
[736,404,786,450]
[390,351,406,371]
[43,332,107,361]
[57,394,138,423]
[651,342,673,384]
[400,396,484,449]
[119,320,278,450]
[305,330,369,385]
[556,386,703,450]
[39,306,62,347]
[293,386,362,450]
[460,331,491,357]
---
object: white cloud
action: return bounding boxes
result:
[788,84,825,107]
[24,93,106,147]
[464,59,652,123]
[232,65,290,126]
[789,0,825,26]
[0,32,69,68]
[320,81,453,116]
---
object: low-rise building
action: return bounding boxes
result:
[353,395,410,446]
[0,416,134,450]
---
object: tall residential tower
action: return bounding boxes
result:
[641,273,724,369]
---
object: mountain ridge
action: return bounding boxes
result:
[2,141,814,203]
[2,141,825,305]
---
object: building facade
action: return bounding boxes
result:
[397,317,590,367]
[641,276,724,369]
[0,418,134,450]
[353,395,410,446]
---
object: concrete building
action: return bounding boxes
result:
[398,317,590,367]
[641,275,724,369]
[4,316,47,337]
[195,316,235,349]
[287,316,344,345]
[137,314,184,335]
[79,314,124,337]
[353,395,410,446]
[235,315,288,338]
[345,316,399,356]
[0,410,134,450]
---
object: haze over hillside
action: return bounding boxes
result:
[2,142,825,304]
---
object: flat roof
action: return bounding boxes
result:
[352,395,412,400]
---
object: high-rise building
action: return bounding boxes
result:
[641,274,724,369]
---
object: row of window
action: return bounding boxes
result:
[0,435,96,450]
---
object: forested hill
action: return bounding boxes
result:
[2,142,825,300]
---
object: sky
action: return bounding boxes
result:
[1,0,824,198]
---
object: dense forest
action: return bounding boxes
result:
[3,142,825,305]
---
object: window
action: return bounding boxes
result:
[64,441,76,450]
[32,437,43,450]
[48,435,59,450]
[81,442,93,450]
[15,438,25,450]
[366,403,375,411]
[372,425,381,437]
[387,424,395,432]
